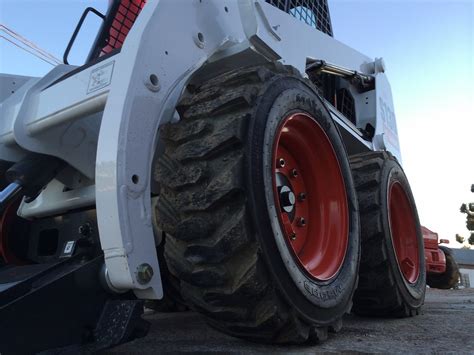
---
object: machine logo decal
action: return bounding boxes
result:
[379,97,399,150]
[87,61,115,94]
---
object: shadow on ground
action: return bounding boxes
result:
[109,288,474,353]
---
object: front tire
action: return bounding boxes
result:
[156,64,360,343]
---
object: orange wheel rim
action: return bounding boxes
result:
[389,181,420,283]
[272,113,349,281]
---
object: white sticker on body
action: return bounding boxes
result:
[87,61,115,94]
[64,241,75,254]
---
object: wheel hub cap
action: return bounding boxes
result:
[279,185,296,213]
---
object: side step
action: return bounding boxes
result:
[0,256,149,354]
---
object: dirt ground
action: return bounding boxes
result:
[109,288,474,353]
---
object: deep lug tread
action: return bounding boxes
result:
[160,119,210,144]
[309,326,329,343]
[350,151,423,317]
[156,64,345,343]
[426,249,460,289]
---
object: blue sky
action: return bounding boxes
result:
[0,0,473,245]
[0,0,108,72]
[330,0,473,245]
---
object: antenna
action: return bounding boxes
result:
[0,24,61,66]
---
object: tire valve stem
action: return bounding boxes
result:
[298,192,306,201]
[290,232,297,241]
[278,158,285,168]
[298,217,306,227]
[291,169,298,178]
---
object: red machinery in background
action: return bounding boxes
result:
[423,226,460,289]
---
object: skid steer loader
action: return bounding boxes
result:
[423,226,460,289]
[0,0,426,352]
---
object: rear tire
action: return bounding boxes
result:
[350,151,426,317]
[156,64,360,343]
[427,246,460,289]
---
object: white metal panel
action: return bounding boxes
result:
[18,179,95,219]
[27,58,114,134]
[0,74,32,102]
[12,65,103,178]
[0,0,401,300]
[374,73,402,163]
[0,61,112,176]
[0,75,38,162]
[244,1,373,74]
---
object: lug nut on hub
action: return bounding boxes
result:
[78,222,92,237]
[278,158,285,168]
[137,263,154,284]
[298,217,306,227]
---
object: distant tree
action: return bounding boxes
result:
[459,186,474,244]
[467,215,474,231]
[460,185,474,231]
[469,233,474,246]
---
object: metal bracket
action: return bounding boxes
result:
[306,59,375,92]
[64,7,105,65]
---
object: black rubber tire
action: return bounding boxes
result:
[426,246,460,289]
[156,64,360,343]
[145,235,188,312]
[350,151,426,317]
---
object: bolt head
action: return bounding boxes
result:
[78,222,92,236]
[290,233,297,241]
[278,158,285,168]
[137,263,154,284]
[298,217,306,227]
[298,192,306,201]
[291,169,298,177]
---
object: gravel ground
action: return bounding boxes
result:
[109,288,474,353]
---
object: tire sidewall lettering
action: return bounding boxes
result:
[247,75,360,316]
[383,162,426,303]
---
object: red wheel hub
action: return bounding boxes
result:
[272,113,349,281]
[389,181,420,283]
[0,200,26,264]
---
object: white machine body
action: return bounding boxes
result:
[0,0,401,299]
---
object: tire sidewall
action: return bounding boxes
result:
[438,245,452,257]
[246,74,360,323]
[381,159,426,304]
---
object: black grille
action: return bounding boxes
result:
[266,0,333,36]
[307,70,336,105]
[337,89,356,124]
[310,72,325,97]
